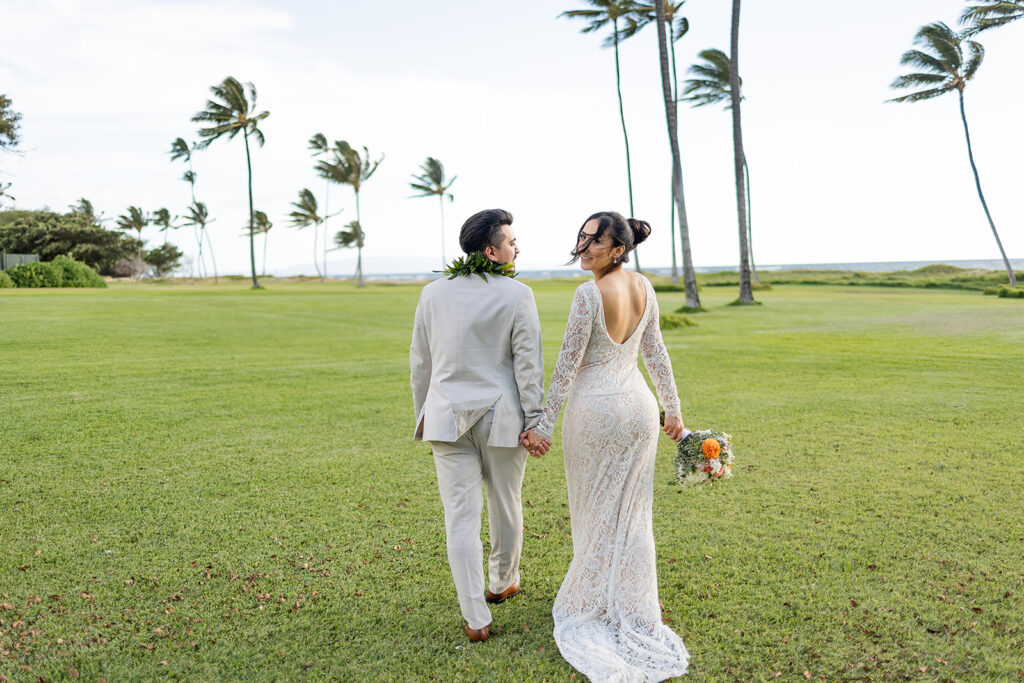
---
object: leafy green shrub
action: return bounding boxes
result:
[6,260,64,288]
[751,283,773,291]
[660,313,696,329]
[0,270,12,288]
[50,255,106,287]
[652,283,685,293]
[982,287,1000,296]
[997,286,1024,299]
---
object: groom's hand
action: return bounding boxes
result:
[663,416,685,442]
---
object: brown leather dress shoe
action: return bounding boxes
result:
[464,623,491,642]
[485,581,520,604]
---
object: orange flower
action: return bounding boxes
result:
[701,438,721,460]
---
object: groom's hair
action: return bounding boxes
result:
[459,209,513,254]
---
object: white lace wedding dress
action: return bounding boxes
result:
[535,277,689,682]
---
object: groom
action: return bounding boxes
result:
[410,209,547,643]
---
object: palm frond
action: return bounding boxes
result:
[898,49,951,75]
[249,210,272,235]
[410,156,453,197]
[887,86,950,103]
[960,1,1024,33]
[153,208,176,230]
[183,201,210,227]
[308,132,328,155]
[116,206,149,232]
[890,21,981,103]
[334,221,365,249]
[916,23,963,70]
[963,40,985,80]
[682,48,734,108]
[289,188,321,228]
[169,137,191,162]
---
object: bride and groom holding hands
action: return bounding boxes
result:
[410,208,690,681]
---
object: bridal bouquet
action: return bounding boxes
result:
[674,429,735,487]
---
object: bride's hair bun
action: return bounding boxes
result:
[627,218,651,247]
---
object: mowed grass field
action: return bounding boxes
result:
[1,278,1022,682]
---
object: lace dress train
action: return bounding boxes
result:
[536,278,689,682]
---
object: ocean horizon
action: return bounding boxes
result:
[352,257,1024,282]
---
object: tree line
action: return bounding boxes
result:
[2,1,1020,291]
[562,0,1020,308]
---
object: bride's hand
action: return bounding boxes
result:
[662,415,685,442]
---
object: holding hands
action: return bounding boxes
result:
[520,429,551,457]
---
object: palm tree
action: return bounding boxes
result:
[309,132,332,280]
[251,210,273,278]
[153,208,178,245]
[182,200,217,283]
[728,0,754,303]
[169,137,214,280]
[682,57,761,290]
[333,221,365,262]
[289,189,325,281]
[68,197,105,224]
[116,206,149,276]
[410,157,457,268]
[631,1,688,283]
[317,141,383,287]
[191,76,270,289]
[680,48,758,284]
[652,0,700,308]
[961,0,1024,33]
[560,0,643,271]
[889,22,1016,287]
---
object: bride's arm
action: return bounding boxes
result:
[534,285,594,441]
[640,286,682,420]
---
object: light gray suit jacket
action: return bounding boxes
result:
[410,274,544,448]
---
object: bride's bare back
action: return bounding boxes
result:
[595,270,647,344]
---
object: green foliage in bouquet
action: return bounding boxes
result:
[674,429,735,487]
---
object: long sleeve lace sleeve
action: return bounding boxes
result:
[640,286,682,419]
[535,285,594,440]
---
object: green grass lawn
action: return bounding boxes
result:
[1,279,1022,681]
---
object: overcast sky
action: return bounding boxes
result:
[3,0,1022,276]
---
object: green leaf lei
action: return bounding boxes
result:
[440,252,517,280]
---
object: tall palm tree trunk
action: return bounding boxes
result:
[668,30,680,285]
[958,89,1016,287]
[439,194,446,269]
[187,172,205,282]
[243,132,259,289]
[194,224,205,280]
[655,1,700,308]
[262,230,268,277]
[322,179,330,281]
[612,20,640,273]
[204,228,218,284]
[354,190,364,287]
[744,154,759,283]
[730,0,754,303]
[313,223,323,280]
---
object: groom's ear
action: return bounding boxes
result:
[483,245,496,262]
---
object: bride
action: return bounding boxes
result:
[522,211,689,681]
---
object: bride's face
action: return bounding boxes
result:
[577,219,622,272]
